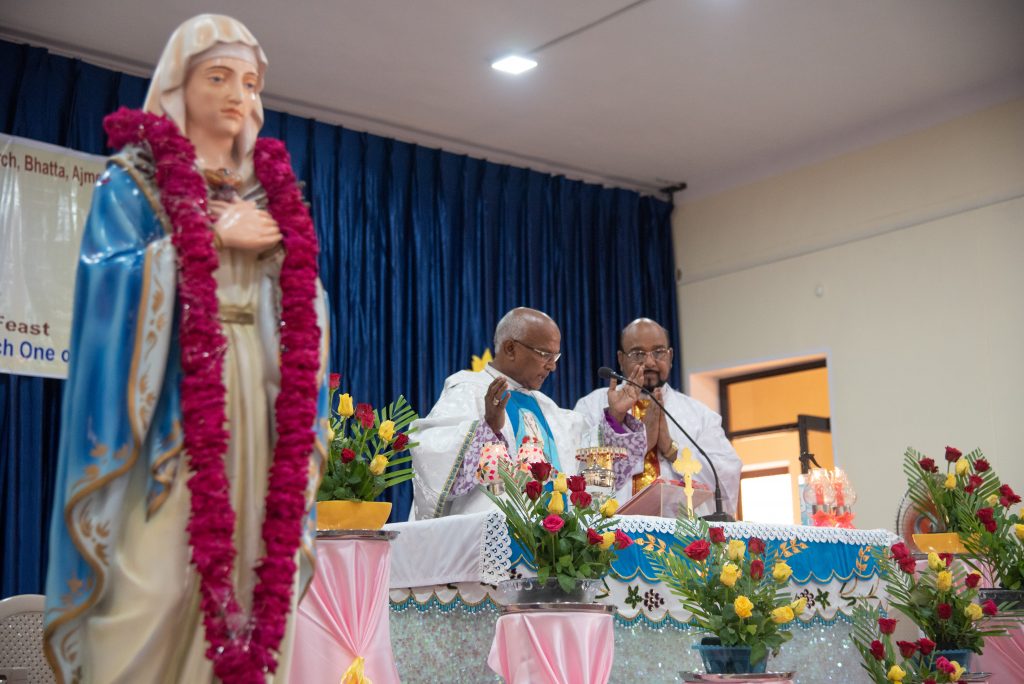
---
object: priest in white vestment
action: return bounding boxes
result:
[412,307,648,519]
[575,318,742,516]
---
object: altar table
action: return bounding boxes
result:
[383,513,898,683]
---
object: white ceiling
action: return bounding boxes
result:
[2,0,1023,198]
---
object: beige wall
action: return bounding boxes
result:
[673,97,1024,531]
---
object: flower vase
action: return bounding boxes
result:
[692,637,768,674]
[497,577,601,604]
[316,500,392,531]
[912,532,967,555]
[978,587,1024,612]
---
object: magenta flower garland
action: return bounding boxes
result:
[104,107,320,682]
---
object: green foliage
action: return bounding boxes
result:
[644,515,798,661]
[483,465,623,591]
[317,391,419,502]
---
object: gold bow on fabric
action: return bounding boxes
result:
[340,656,372,684]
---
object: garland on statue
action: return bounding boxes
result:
[104,107,320,682]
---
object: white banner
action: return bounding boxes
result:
[0,133,106,378]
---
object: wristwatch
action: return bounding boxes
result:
[663,440,680,460]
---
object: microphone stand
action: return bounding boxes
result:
[604,368,734,522]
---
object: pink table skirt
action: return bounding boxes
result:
[976,624,1024,682]
[288,537,399,684]
[487,611,614,684]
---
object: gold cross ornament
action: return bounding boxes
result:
[672,448,701,516]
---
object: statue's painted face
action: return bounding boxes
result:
[183,57,259,146]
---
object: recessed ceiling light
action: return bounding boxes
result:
[491,55,538,75]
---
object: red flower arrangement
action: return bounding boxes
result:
[104,108,320,681]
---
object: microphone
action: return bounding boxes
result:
[598,366,734,522]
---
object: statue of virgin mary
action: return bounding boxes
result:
[44,15,330,683]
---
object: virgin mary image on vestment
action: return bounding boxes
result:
[43,14,331,684]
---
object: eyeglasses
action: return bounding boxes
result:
[624,347,671,363]
[513,340,562,364]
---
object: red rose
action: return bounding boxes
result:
[897,640,918,658]
[974,458,991,472]
[918,457,939,473]
[923,680,937,684]
[917,637,936,655]
[747,537,766,555]
[614,529,633,550]
[586,528,603,545]
[965,572,982,588]
[898,556,917,574]
[709,527,726,544]
[530,461,552,482]
[937,603,953,620]
[542,515,564,534]
[939,552,954,567]
[945,446,962,462]
[977,507,995,523]
[570,490,593,509]
[984,519,998,533]
[936,656,954,674]
[999,484,1021,506]
[392,433,410,452]
[878,617,897,634]
[567,475,587,492]
[524,480,543,501]
[965,474,984,493]
[329,372,341,390]
[355,403,374,429]
[890,542,911,560]
[684,540,711,562]
[340,448,356,463]
[750,559,764,579]
[982,599,998,616]
[869,640,885,661]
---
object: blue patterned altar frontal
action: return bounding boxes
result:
[509,518,896,585]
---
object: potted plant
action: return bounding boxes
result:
[952,455,1024,610]
[852,602,974,683]
[484,460,632,602]
[316,374,419,530]
[877,541,1007,672]
[903,447,1000,554]
[646,517,804,674]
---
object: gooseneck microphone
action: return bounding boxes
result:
[598,366,734,522]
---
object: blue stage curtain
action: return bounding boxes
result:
[0,40,677,597]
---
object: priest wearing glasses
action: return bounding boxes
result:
[411,307,648,519]
[575,318,742,516]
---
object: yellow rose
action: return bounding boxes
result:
[944,473,956,490]
[772,562,793,583]
[719,562,742,588]
[600,498,619,518]
[553,473,568,493]
[936,570,953,591]
[369,455,388,476]
[771,606,795,624]
[336,392,354,417]
[734,595,753,619]
[547,493,565,515]
[790,597,807,615]
[955,458,970,475]
[1015,524,1024,542]
[950,661,965,681]
[964,603,983,621]
[987,494,999,506]
[377,420,395,443]
[600,532,615,550]
[927,552,944,572]
[727,539,746,562]
[887,664,906,682]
